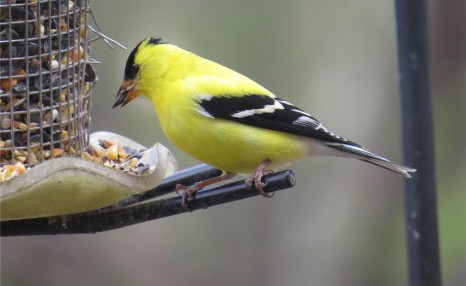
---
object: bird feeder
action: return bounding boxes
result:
[0,0,92,177]
[0,1,177,221]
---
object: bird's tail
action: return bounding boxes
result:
[326,142,416,178]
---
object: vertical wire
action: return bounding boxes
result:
[77,0,83,154]
[77,0,87,153]
[68,0,73,154]
[84,0,91,149]
[65,0,72,155]
[73,0,81,155]
[85,0,90,151]
[7,3,15,163]
[70,0,77,154]
[49,0,59,157]
[0,3,5,166]
[56,0,66,154]
[47,0,56,158]
[25,0,32,165]
[37,1,45,162]
[57,0,64,153]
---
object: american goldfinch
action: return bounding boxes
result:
[113,37,416,206]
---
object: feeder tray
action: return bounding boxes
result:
[0,131,178,221]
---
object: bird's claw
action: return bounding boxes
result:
[175,173,236,210]
[245,160,274,198]
[175,183,201,210]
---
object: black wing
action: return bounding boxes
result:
[198,94,361,146]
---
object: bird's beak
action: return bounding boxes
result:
[113,79,140,108]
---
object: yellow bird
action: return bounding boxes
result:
[113,37,416,206]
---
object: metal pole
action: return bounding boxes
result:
[394,1,441,285]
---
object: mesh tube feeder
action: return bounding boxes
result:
[0,0,92,171]
[0,1,178,221]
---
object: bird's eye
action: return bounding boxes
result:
[128,64,140,79]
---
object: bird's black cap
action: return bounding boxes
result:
[124,37,164,80]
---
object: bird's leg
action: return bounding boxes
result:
[245,160,274,197]
[176,172,236,209]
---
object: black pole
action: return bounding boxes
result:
[394,1,441,286]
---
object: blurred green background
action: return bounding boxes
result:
[2,0,465,285]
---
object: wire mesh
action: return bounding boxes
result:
[0,0,93,177]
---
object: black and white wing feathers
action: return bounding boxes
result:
[198,94,353,144]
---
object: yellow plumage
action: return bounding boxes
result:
[113,37,415,199]
[124,40,310,173]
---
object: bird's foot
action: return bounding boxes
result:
[175,172,237,210]
[245,160,274,197]
[175,183,202,210]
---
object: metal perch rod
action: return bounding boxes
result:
[0,169,296,236]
